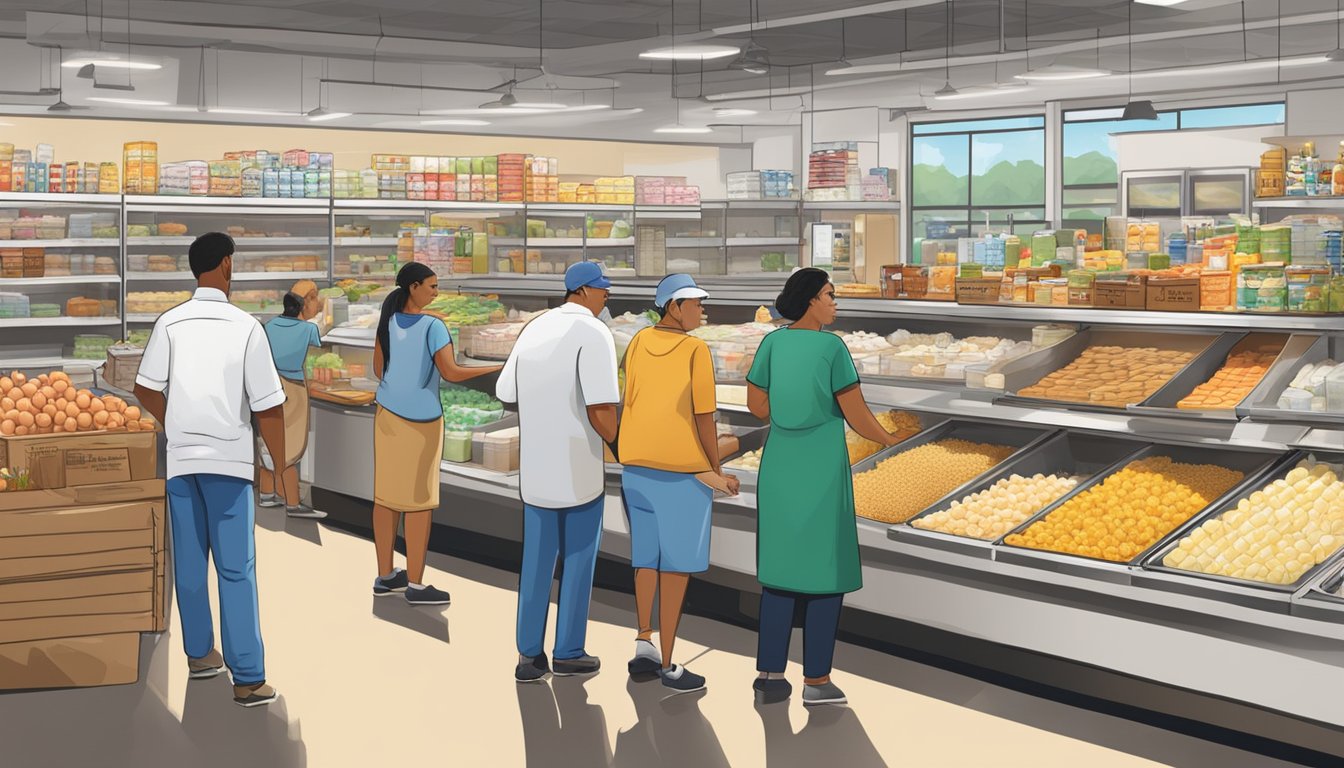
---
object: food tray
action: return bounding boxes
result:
[1135,449,1344,612]
[992,441,1286,585]
[890,430,1149,560]
[841,316,1051,389]
[850,418,1057,531]
[1127,332,1286,423]
[995,327,1224,415]
[1240,334,1342,425]
[1291,558,1344,623]
[721,410,947,491]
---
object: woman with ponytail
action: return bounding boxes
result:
[257,280,324,518]
[371,262,501,605]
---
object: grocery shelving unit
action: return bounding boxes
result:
[0,192,124,366]
[123,196,332,329]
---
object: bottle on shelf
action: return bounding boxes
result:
[1333,142,1344,197]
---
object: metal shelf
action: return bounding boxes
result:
[803,200,901,211]
[667,237,724,248]
[0,239,119,248]
[1252,197,1344,209]
[126,236,328,247]
[0,275,120,286]
[725,237,802,247]
[584,237,635,248]
[126,271,327,282]
[0,192,121,205]
[124,195,327,208]
[332,199,524,211]
[0,316,120,327]
[334,237,399,247]
[521,237,584,247]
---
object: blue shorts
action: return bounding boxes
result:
[621,466,714,573]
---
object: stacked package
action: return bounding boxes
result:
[526,157,559,202]
[595,176,634,205]
[861,170,893,201]
[207,160,242,197]
[0,291,30,318]
[123,141,158,194]
[807,142,861,200]
[374,154,410,199]
[497,154,526,202]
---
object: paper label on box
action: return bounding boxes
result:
[63,448,133,486]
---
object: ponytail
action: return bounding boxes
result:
[376,261,437,374]
[281,291,304,318]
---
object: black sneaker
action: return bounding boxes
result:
[516,653,550,683]
[553,655,601,676]
[753,677,792,705]
[405,584,451,606]
[628,638,662,678]
[659,664,706,694]
[372,569,408,596]
[257,492,283,508]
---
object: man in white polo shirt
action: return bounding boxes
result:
[497,261,620,683]
[133,232,288,708]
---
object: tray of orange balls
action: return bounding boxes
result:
[993,441,1284,584]
[0,370,157,437]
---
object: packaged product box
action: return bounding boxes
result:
[0,430,157,491]
[1146,276,1201,311]
[1200,270,1234,311]
[1093,273,1147,309]
[1066,269,1094,306]
[955,277,1001,305]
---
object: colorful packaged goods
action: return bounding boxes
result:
[123,141,158,194]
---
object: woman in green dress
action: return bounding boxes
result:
[745,268,900,707]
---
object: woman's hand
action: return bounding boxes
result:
[697,470,740,497]
[882,430,902,448]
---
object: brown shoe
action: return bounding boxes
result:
[188,649,224,680]
[233,681,278,708]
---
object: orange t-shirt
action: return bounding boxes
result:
[618,327,717,473]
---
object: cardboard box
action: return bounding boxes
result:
[955,277,1002,305]
[0,431,157,490]
[1147,277,1201,311]
[1094,275,1147,309]
[0,632,140,690]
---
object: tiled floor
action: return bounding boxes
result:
[2,513,1306,767]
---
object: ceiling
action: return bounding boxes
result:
[0,1,1336,144]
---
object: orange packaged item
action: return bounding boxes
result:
[65,297,101,317]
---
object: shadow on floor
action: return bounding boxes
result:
[612,677,732,768]
[0,633,307,768]
[755,702,888,768]
[369,597,451,644]
[516,676,612,767]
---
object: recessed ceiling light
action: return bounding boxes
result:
[1134,0,1187,6]
[640,44,741,61]
[85,96,171,106]
[1014,65,1110,81]
[932,86,1034,101]
[654,125,714,134]
[421,104,611,117]
[207,107,294,116]
[510,102,570,110]
[420,119,491,126]
[306,110,352,122]
[713,107,758,116]
[62,58,161,71]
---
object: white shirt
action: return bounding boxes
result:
[496,303,619,508]
[135,287,287,481]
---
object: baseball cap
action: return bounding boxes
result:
[564,261,612,292]
[654,273,709,308]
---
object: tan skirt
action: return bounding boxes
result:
[374,405,443,513]
[280,378,310,468]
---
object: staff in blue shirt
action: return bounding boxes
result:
[258,280,325,518]
[371,262,502,606]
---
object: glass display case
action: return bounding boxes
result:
[123,196,331,329]
[0,193,123,369]
[633,203,726,277]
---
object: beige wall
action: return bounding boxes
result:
[0,116,729,194]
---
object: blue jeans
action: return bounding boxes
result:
[756,587,844,680]
[166,474,266,685]
[516,496,605,660]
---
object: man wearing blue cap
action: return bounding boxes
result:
[618,273,739,694]
[497,261,621,683]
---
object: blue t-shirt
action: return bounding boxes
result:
[376,313,452,421]
[264,316,322,382]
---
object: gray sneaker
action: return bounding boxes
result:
[285,504,328,519]
[802,681,847,706]
[405,584,452,606]
[553,655,601,676]
[372,568,408,596]
[257,492,282,508]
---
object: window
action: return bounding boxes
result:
[1061,102,1284,232]
[911,116,1046,257]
